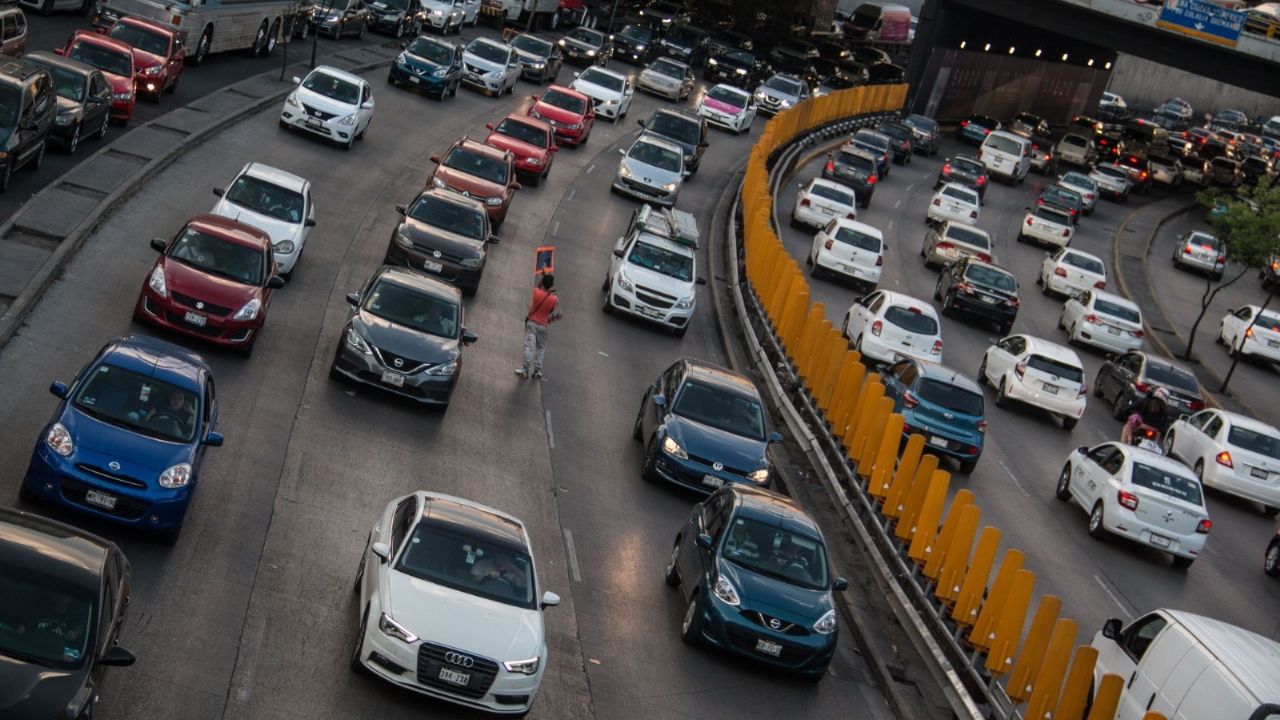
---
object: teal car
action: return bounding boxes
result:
[881,358,987,474]
[388,36,463,100]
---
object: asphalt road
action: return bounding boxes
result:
[771,138,1280,644]
[0,52,893,720]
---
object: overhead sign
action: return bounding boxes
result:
[1155,0,1245,48]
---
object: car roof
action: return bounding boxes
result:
[682,358,761,399]
[241,162,307,192]
[1089,289,1138,309]
[454,136,511,161]
[1115,443,1200,477]
[914,360,983,393]
[103,333,211,386]
[416,185,487,213]
[728,485,822,538]
[543,83,590,102]
[987,129,1030,144]
[417,492,528,553]
[710,82,749,97]
[1060,248,1102,262]
[940,182,979,198]
[70,31,135,55]
[1161,610,1280,703]
[187,213,272,250]
[375,265,463,302]
[768,72,803,83]
[1018,335,1082,366]
[876,290,939,318]
[22,50,94,77]
[311,64,365,85]
[0,59,47,86]
[0,507,112,592]
[946,223,991,240]
[1216,409,1280,437]
[469,36,509,51]
[499,112,550,131]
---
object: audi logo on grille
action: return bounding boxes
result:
[444,652,475,668]
[712,461,724,471]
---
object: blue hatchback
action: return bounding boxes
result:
[20,335,223,544]
[959,113,1000,145]
[881,358,986,474]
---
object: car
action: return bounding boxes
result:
[1070,114,1106,137]
[664,484,845,680]
[1017,205,1074,248]
[842,290,943,366]
[612,23,657,64]
[1212,108,1249,131]
[508,32,562,84]
[658,23,708,65]
[1218,304,1280,362]
[1027,136,1056,175]
[1059,289,1144,354]
[902,113,940,155]
[935,257,1019,335]
[602,204,703,335]
[768,37,818,65]
[315,0,371,37]
[637,108,708,174]
[1148,154,1183,189]
[1056,172,1098,215]
[1270,530,1280,576]
[1241,154,1275,186]
[330,266,477,406]
[484,113,556,185]
[751,72,808,116]
[847,128,892,178]
[419,0,464,33]
[706,27,752,58]
[1090,162,1131,201]
[612,133,685,206]
[104,16,183,100]
[56,31,134,123]
[428,138,519,229]
[978,334,1086,430]
[808,217,884,289]
[1181,156,1211,188]
[927,183,980,227]
[1116,154,1152,194]
[639,0,689,28]
[0,507,137,717]
[979,130,1031,183]
[1160,97,1194,123]
[635,357,781,492]
[697,82,757,135]
[367,0,421,38]
[279,65,374,150]
[387,35,463,99]
[1165,409,1280,515]
[638,56,694,101]
[1171,230,1226,279]
[462,37,520,97]
[384,186,493,294]
[815,72,860,97]
[703,48,768,89]
[21,52,110,156]
[210,162,314,278]
[351,491,557,713]
[868,123,910,168]
[1055,443,1209,567]
[557,26,611,66]
[569,66,633,120]
[791,177,857,229]
[21,335,224,542]
[1098,91,1126,115]
[1209,156,1244,188]
[1094,350,1206,420]
[822,146,878,207]
[1092,133,1126,162]
[1038,247,1106,298]
[1037,184,1083,225]
[933,155,988,199]
[0,3,25,57]
[1008,111,1049,139]
[922,221,994,268]
[957,113,999,145]
[528,84,594,146]
[0,59,53,190]
[882,359,987,473]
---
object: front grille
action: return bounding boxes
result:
[165,311,223,337]
[301,103,336,121]
[76,463,148,489]
[724,624,811,666]
[416,642,499,699]
[412,243,466,264]
[742,610,809,636]
[686,453,749,476]
[622,177,663,196]
[372,345,430,375]
[464,63,486,76]
[60,478,148,520]
[635,285,675,309]
[171,292,231,317]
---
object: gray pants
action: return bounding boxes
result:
[522,321,548,373]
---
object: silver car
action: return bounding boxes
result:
[1149,155,1183,189]
[611,134,685,206]
[753,73,809,116]
[637,57,694,101]
[1057,171,1098,215]
[1172,230,1226,279]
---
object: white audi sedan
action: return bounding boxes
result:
[352,492,560,715]
[1165,409,1280,514]
[570,66,634,120]
[280,65,374,150]
[1218,304,1280,362]
[211,162,315,277]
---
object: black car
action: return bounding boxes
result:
[865,63,905,85]
[877,121,913,165]
[638,0,689,29]
[958,113,1000,145]
[704,48,768,88]
[822,146,878,207]
[849,45,890,68]
[1093,350,1206,421]
[769,53,819,90]
[22,51,111,156]
[659,23,708,65]
[638,107,708,173]
[383,187,495,295]
[0,59,54,191]
[706,28,752,58]
[1116,154,1152,194]
[330,265,478,409]
[612,23,658,64]
[933,155,988,199]
[508,32,562,84]
[1037,185,1083,225]
[558,27,611,67]
[816,40,850,62]
[848,128,891,177]
[934,258,1019,334]
[768,37,818,67]
[0,507,136,719]
[1242,154,1275,185]
[816,73,859,95]
[366,0,419,38]
[1008,111,1049,139]
[902,113,939,156]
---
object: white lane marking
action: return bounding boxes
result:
[553,221,560,237]
[906,183,916,192]
[545,409,555,449]
[586,163,596,174]
[998,460,1031,497]
[887,220,895,231]
[894,199,902,209]
[1094,574,1133,619]
[598,350,609,357]
[563,528,583,582]
[568,188,576,201]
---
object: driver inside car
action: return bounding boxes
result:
[470,553,526,592]
[129,389,195,437]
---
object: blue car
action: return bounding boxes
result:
[959,113,1000,145]
[20,335,223,544]
[880,358,986,474]
[665,484,847,681]
[635,358,782,494]
[387,35,463,100]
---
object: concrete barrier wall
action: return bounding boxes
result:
[1107,52,1280,118]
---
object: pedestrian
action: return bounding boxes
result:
[515,274,562,380]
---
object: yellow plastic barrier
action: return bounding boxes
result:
[1054,644,1099,720]
[797,311,829,380]
[844,376,880,449]
[1007,596,1063,702]
[815,334,847,411]
[857,397,893,475]
[1142,713,1169,720]
[868,412,905,498]
[968,549,1025,650]
[985,568,1036,675]
[778,286,809,349]
[1086,673,1125,720]
[922,489,975,580]
[935,504,980,604]
[896,453,939,541]
[951,526,1000,627]
[884,434,924,518]
[828,355,864,432]
[907,468,950,563]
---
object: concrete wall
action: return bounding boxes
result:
[1107,53,1280,117]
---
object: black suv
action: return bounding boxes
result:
[612,23,658,65]
[0,59,55,191]
[637,107,708,173]
[934,257,1020,334]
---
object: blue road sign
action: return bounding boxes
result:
[1155,0,1246,47]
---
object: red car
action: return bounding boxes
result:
[57,31,135,123]
[428,138,520,229]
[134,214,285,356]
[484,113,557,186]
[528,85,594,147]
[103,17,184,100]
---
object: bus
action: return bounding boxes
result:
[92,0,306,64]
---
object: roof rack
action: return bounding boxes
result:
[635,204,699,248]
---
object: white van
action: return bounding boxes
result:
[1262,115,1280,141]
[1091,610,1280,720]
[979,130,1031,184]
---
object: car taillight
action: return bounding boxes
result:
[1008,297,1020,308]
[970,210,978,219]
[846,212,856,220]
[977,253,992,263]
[976,176,987,185]
[1183,245,1194,254]
[955,282,974,293]
[983,128,991,135]
[1014,360,1027,378]
[1084,313,1100,324]
[932,198,942,206]
[867,175,877,185]
[824,238,833,251]
[1196,518,1212,534]
[902,391,919,409]
[942,163,952,174]
[977,420,988,433]
[1094,280,1106,289]
[1189,400,1205,411]
[960,120,969,127]
[1054,267,1068,277]
[1025,217,1034,226]
[1131,329,1144,338]
[1069,208,1078,216]
[1078,383,1087,398]
[1037,198,1046,207]
[1216,450,1233,468]
[1134,381,1150,394]
[1217,254,1226,263]
[931,339,943,355]
[825,160,834,172]
[871,320,883,336]
[937,241,955,251]
[1117,490,1139,510]
[1044,153,1052,161]
[800,198,811,207]
[875,255,884,266]
[1140,171,1148,179]
[1062,228,1071,237]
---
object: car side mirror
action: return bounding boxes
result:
[485,122,494,130]
[1226,307,1234,313]
[267,276,286,289]
[637,118,646,127]
[346,292,361,306]
[511,181,522,190]
[695,276,707,285]
[400,41,408,49]
[53,47,65,56]
[461,329,478,345]
[150,237,167,253]
[833,577,849,591]
[292,76,302,84]
[769,431,783,444]
[371,542,391,561]
[361,100,374,110]
[430,155,441,164]
[612,248,624,258]
[212,187,224,197]
[695,533,713,549]
[530,94,540,101]
[573,71,580,78]
[395,204,406,215]
[617,148,626,156]
[49,381,68,399]
[652,394,666,407]
[549,145,559,153]
[1101,618,1123,640]
[101,645,136,667]
[205,431,224,447]
[305,218,317,227]
[541,591,561,608]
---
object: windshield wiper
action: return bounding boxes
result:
[0,646,56,668]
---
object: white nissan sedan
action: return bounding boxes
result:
[280,65,374,150]
[1165,409,1280,514]
[211,162,315,277]
[1218,304,1280,362]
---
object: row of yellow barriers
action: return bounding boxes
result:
[739,85,1163,720]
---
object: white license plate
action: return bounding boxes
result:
[1269,340,1279,349]
[980,295,996,304]
[306,117,324,128]
[1043,384,1060,395]
[423,260,443,273]
[840,264,858,275]
[408,75,420,84]
[639,307,663,319]
[85,489,117,510]
[465,72,480,81]
[702,474,723,488]
[1252,467,1269,480]
[1108,326,1121,335]
[380,371,405,387]
[1148,534,1170,548]
[438,667,470,686]
[755,638,782,657]
[928,436,949,448]
[183,311,207,327]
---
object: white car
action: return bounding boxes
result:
[1056,171,1098,215]
[1090,162,1131,201]
[697,83,757,134]
[211,162,315,277]
[420,0,465,32]
[842,289,942,365]
[1172,230,1226,279]
[979,130,1031,183]
[570,66,634,120]
[1059,289,1144,354]
[921,221,993,268]
[1218,304,1280,362]
[927,183,980,226]
[352,492,560,715]
[1018,205,1074,248]
[1055,442,1210,568]
[280,65,374,150]
[1099,91,1127,113]
[1165,409,1280,514]
[753,73,809,116]
[637,57,694,101]
[1038,248,1106,298]
[611,134,685,207]
[808,218,884,289]
[458,0,479,24]
[603,204,701,336]
[979,334,1086,429]
[790,178,857,229]
[462,37,521,96]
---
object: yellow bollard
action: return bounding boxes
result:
[1085,673,1125,720]
[907,469,950,563]
[808,325,838,394]
[801,318,832,383]
[950,526,1000,627]
[828,355,863,433]
[779,288,809,350]
[795,305,826,371]
[816,334,847,412]
[896,453,939,541]
[985,568,1036,676]
[868,412,905,498]
[884,434,924,519]
[922,489,974,580]
[847,382,883,462]
[1142,715,1169,720]
[1055,645,1099,720]
[935,504,980,604]
[857,397,893,476]
[1007,597,1064,703]
[968,549,1025,650]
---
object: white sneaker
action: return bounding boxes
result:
[514,368,528,378]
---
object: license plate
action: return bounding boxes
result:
[423,260,443,273]
[980,295,996,304]
[438,667,470,686]
[702,474,723,488]
[928,436,949,448]
[183,311,207,327]
[639,307,663,319]
[1269,340,1279,349]
[306,117,323,128]
[408,75,420,84]
[465,72,480,81]
[85,489,117,510]
[1148,534,1170,548]
[1108,326,1121,335]
[840,264,857,275]
[755,638,782,657]
[1252,467,1270,480]
[1043,384,1060,395]
[380,371,405,387]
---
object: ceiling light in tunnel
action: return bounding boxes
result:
[1061,52,1069,61]
[1105,61,1112,69]
[1035,49,1042,57]
[1008,46,1015,54]
[959,40,966,49]
[1088,58,1094,66]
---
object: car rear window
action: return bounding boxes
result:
[984,134,1023,155]
[1061,134,1087,148]
[1227,425,1280,460]
[836,151,875,172]
[1130,463,1202,505]
[834,226,881,252]
[918,378,984,416]
[854,131,889,150]
[1187,232,1219,249]
[1143,362,1200,394]
[1095,299,1140,323]
[811,183,853,205]
[966,265,1015,292]
[884,306,938,334]
[953,158,984,175]
[1034,207,1070,224]
[1257,311,1280,330]
[948,226,989,249]
[1095,165,1127,180]
[942,185,977,203]
[1062,252,1104,274]
[1028,355,1082,382]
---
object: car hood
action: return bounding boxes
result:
[0,656,86,720]
[666,414,766,472]
[368,1,405,15]
[620,155,681,185]
[531,101,582,125]
[210,202,301,245]
[294,87,356,116]
[353,310,458,366]
[570,79,620,102]
[421,0,455,10]
[161,256,263,310]
[397,217,485,259]
[385,571,543,661]
[433,166,505,200]
[717,558,832,624]
[560,37,597,52]
[61,402,194,475]
[463,52,505,74]
[485,131,546,160]
[619,261,691,297]
[641,68,680,84]
[512,46,548,64]
[131,49,165,71]
[104,72,132,92]
[55,96,82,115]
[702,96,744,116]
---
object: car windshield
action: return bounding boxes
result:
[667,26,701,44]
[1257,311,1280,329]
[1130,463,1202,505]
[444,146,508,185]
[1096,165,1127,180]
[647,113,698,144]
[1061,173,1095,191]
[0,565,97,670]
[627,239,692,281]
[540,88,586,114]
[407,37,453,65]
[649,59,685,78]
[1228,426,1280,460]
[580,68,622,91]
[511,34,550,57]
[567,28,602,46]
[107,23,168,56]
[1143,362,1199,394]
[722,516,829,590]
[396,522,535,609]
[810,183,853,205]
[855,132,888,150]
[69,42,132,78]
[38,65,86,102]
[620,25,652,42]
[968,265,1015,292]
[1062,252,1104,274]
[496,118,547,148]
[948,226,989,249]
[707,85,747,107]
[723,50,753,66]
[409,194,486,241]
[629,139,681,172]
[1034,207,1070,224]
[168,227,265,286]
[303,71,359,105]
[0,86,18,127]
[763,76,802,95]
[918,378,984,416]
[1095,298,1140,323]
[834,226,880,252]
[72,363,199,442]
[970,115,998,127]
[468,40,509,64]
[363,280,459,338]
[942,185,976,203]
[985,134,1022,154]
[1028,355,1083,382]
[673,382,765,439]
[225,173,305,224]
[904,115,936,133]
[884,306,938,334]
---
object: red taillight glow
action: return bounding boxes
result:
[942,163,952,174]
[1054,267,1068,277]
[1026,217,1034,226]
[1117,490,1139,510]
[977,253,992,263]
[867,175,877,185]
[1196,519,1212,534]
[1134,381,1150,394]
[902,391,919,409]
[936,241,954,251]
[1037,198,1046,206]
[983,128,991,135]
[824,238,834,251]
[970,210,978,219]
[976,176,987,185]
[871,320,883,336]
[955,282,974,293]
[960,120,969,127]
[1094,280,1106,289]
[800,198,811,207]
[931,339,943,355]
[1014,360,1027,378]
[1216,451,1233,468]
[846,213,856,220]
[977,420,988,433]
[1217,254,1226,263]
[825,160,834,172]
[932,198,942,206]
[1078,383,1087,398]
[1184,245,1194,254]
[1085,313,1101,324]
[1062,228,1071,237]
[1189,400,1205,411]
[1131,328,1144,338]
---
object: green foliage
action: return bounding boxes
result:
[1196,179,1280,270]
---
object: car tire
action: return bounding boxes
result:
[1016,231,1027,244]
[18,482,38,504]
[641,437,659,482]
[1000,321,1013,336]
[1163,432,1176,456]
[353,548,366,593]
[664,539,681,587]
[1171,555,1193,570]
[97,112,110,140]
[1055,465,1072,501]
[942,292,956,316]
[1194,459,1206,487]
[1087,501,1107,540]
[1058,312,1066,330]
[1215,325,1225,345]
[29,141,45,172]
[1266,541,1280,577]
[191,28,213,65]
[1062,416,1078,431]
[933,281,941,301]
[1093,370,1106,398]
[673,325,687,338]
[680,594,703,645]
[995,379,1010,408]
[351,604,371,674]
[1264,505,1280,518]
[1112,395,1130,420]
[65,123,81,155]
[958,459,977,475]
[977,357,988,386]
[247,21,268,56]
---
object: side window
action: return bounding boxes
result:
[1008,336,1026,355]
[2,15,15,42]
[13,12,24,36]
[35,75,51,114]
[867,292,884,312]
[361,84,370,103]
[703,494,730,540]
[896,362,918,387]
[203,377,215,423]
[1087,445,1115,466]
[1188,410,1211,429]
[1237,307,1252,320]
[699,492,724,532]
[100,562,117,652]
[21,83,35,121]
[1203,415,1224,438]
[1101,451,1125,475]
[1121,614,1168,662]
[389,496,417,554]
[92,73,108,97]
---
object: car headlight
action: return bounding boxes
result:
[814,609,837,635]
[712,575,741,606]
[779,99,793,108]
[345,327,372,355]
[526,156,541,166]
[676,295,694,309]
[618,164,633,179]
[484,196,503,206]
[149,265,168,297]
[748,468,769,484]
[431,177,448,189]
[394,228,413,248]
[432,67,447,78]
[158,463,192,489]
[558,39,565,46]
[735,68,747,75]
[754,92,766,102]
[586,49,596,57]
[459,255,483,268]
[661,435,686,459]
[233,298,262,321]
[635,43,646,52]
[114,91,133,101]
[662,181,678,192]
[503,657,540,675]
[617,270,634,291]
[285,93,299,108]
[45,423,74,457]
[426,359,458,376]
[603,98,619,106]
[567,122,582,130]
[272,239,296,255]
[141,65,161,76]
[532,61,545,69]
[396,52,408,65]
[378,612,418,643]
[339,114,356,126]
[707,57,718,66]
[431,8,442,14]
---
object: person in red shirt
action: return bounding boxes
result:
[515,274,562,380]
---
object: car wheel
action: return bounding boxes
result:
[942,292,956,315]
[1171,555,1193,570]
[357,20,366,38]
[66,124,81,155]
[664,539,681,587]
[29,141,45,172]
[350,604,370,673]
[1163,432,1176,456]
[1264,505,1280,518]
[641,437,659,482]
[1055,465,1072,501]
[995,379,1010,408]
[18,482,38,504]
[680,594,703,645]
[97,112,110,140]
[1062,416,1078,431]
[192,28,213,65]
[1058,312,1067,330]
[1112,394,1130,420]
[263,19,280,55]
[1215,325,1225,344]
[933,281,942,301]
[1194,459,1205,486]
[1266,541,1280,577]
[39,0,54,15]
[1040,276,1052,296]
[977,357,988,386]
[353,549,366,593]
[1088,501,1107,540]
[999,321,1013,336]
[1093,370,1106,398]
[958,459,977,475]
[0,161,11,193]
[247,21,267,56]
[1016,231,1027,244]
